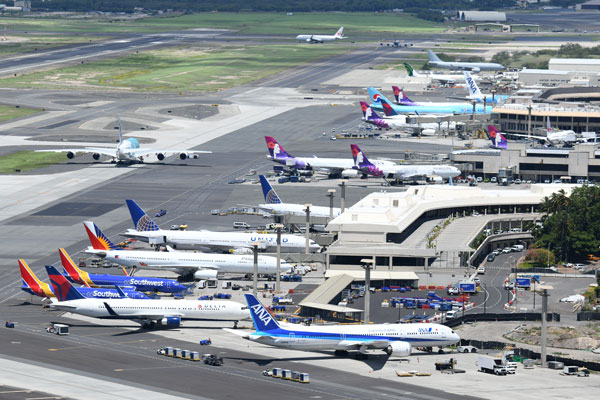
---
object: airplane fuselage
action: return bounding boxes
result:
[372,102,492,115]
[258,203,340,218]
[429,61,505,72]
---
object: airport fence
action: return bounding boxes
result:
[577,311,600,321]
[444,312,560,328]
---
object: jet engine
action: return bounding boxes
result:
[160,316,181,328]
[426,175,443,184]
[179,153,187,160]
[385,341,411,357]
[157,153,165,161]
[66,151,75,159]
[92,153,100,160]
[193,269,218,280]
[341,169,360,178]
[420,128,436,136]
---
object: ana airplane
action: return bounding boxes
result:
[462,72,509,104]
[427,50,505,72]
[58,248,189,293]
[18,259,149,299]
[368,87,492,115]
[36,118,211,163]
[83,221,292,280]
[120,199,321,253]
[488,125,508,149]
[265,136,394,178]
[240,294,460,356]
[257,175,341,218]
[375,99,456,135]
[509,117,578,147]
[296,27,345,43]
[47,265,250,328]
[351,144,460,183]
[403,62,466,85]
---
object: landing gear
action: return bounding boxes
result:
[438,347,445,354]
[334,350,348,357]
[233,321,238,329]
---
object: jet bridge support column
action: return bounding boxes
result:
[361,258,374,324]
[304,204,311,254]
[252,243,259,296]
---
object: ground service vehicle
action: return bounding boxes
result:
[478,355,508,375]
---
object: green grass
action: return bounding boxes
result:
[0,12,445,35]
[0,44,350,92]
[0,151,69,173]
[0,35,104,56]
[0,105,40,122]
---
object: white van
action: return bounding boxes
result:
[233,222,250,229]
[446,310,457,319]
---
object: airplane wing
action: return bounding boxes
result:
[337,339,390,350]
[130,149,212,158]
[509,133,548,141]
[36,147,117,158]
[137,262,220,271]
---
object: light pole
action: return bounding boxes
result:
[274,223,284,294]
[327,189,336,221]
[491,88,497,105]
[252,243,259,296]
[483,282,487,314]
[360,258,374,324]
[304,204,311,255]
[339,179,348,213]
[527,104,533,138]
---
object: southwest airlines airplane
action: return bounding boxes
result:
[428,49,505,72]
[242,294,460,356]
[37,118,211,163]
[296,27,345,43]
[257,175,341,218]
[120,199,320,253]
[18,259,149,299]
[351,144,460,183]
[265,136,394,178]
[47,265,250,328]
[368,87,492,115]
[58,248,189,293]
[83,221,292,280]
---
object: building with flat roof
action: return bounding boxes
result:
[518,69,600,87]
[549,58,600,73]
[457,11,506,22]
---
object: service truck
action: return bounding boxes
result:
[478,355,508,375]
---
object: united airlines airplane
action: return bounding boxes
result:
[241,294,459,356]
[296,27,345,43]
[47,265,250,328]
[120,199,320,253]
[37,117,211,163]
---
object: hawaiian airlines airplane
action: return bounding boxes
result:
[427,50,504,72]
[83,221,292,280]
[36,118,211,163]
[47,265,250,328]
[18,259,149,299]
[296,27,345,43]
[265,136,394,178]
[240,294,460,356]
[368,87,492,115]
[508,117,578,147]
[257,175,341,218]
[58,248,189,293]
[351,145,460,183]
[373,99,456,135]
[487,125,508,149]
[120,199,320,253]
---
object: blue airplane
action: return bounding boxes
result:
[58,248,190,294]
[367,87,493,115]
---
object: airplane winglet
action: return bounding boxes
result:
[114,285,127,298]
[103,302,119,316]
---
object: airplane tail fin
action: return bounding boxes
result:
[350,144,375,169]
[264,136,292,161]
[83,221,121,251]
[379,98,399,117]
[19,259,44,296]
[335,27,344,38]
[403,63,414,77]
[464,71,483,99]
[360,101,382,120]
[367,87,394,106]
[46,265,85,301]
[126,199,160,231]
[244,293,281,332]
[259,175,282,205]
[488,125,507,149]
[427,49,441,62]
[59,248,90,286]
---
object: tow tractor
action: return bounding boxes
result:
[199,338,212,346]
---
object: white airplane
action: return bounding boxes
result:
[352,145,460,183]
[121,199,321,253]
[36,117,211,163]
[509,117,578,147]
[46,265,249,328]
[428,50,505,72]
[258,175,341,218]
[83,221,293,280]
[362,101,456,136]
[265,136,394,178]
[461,72,509,104]
[296,27,345,43]
[239,294,460,356]
[403,62,467,85]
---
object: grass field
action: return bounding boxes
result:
[0,12,445,35]
[0,105,40,122]
[0,35,104,56]
[0,44,350,92]
[0,151,68,174]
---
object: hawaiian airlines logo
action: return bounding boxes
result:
[266,190,281,204]
[365,108,373,119]
[136,215,158,231]
[393,87,400,96]
[351,145,360,159]
[360,102,368,113]
[251,304,273,326]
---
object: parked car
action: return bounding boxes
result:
[502,247,512,253]
[447,287,459,295]
[487,253,496,262]
[574,263,586,271]
[476,177,483,183]
[155,209,167,217]
[477,266,486,275]
[490,177,497,183]
[514,178,522,184]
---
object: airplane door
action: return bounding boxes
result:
[441,328,447,339]
[289,332,296,347]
